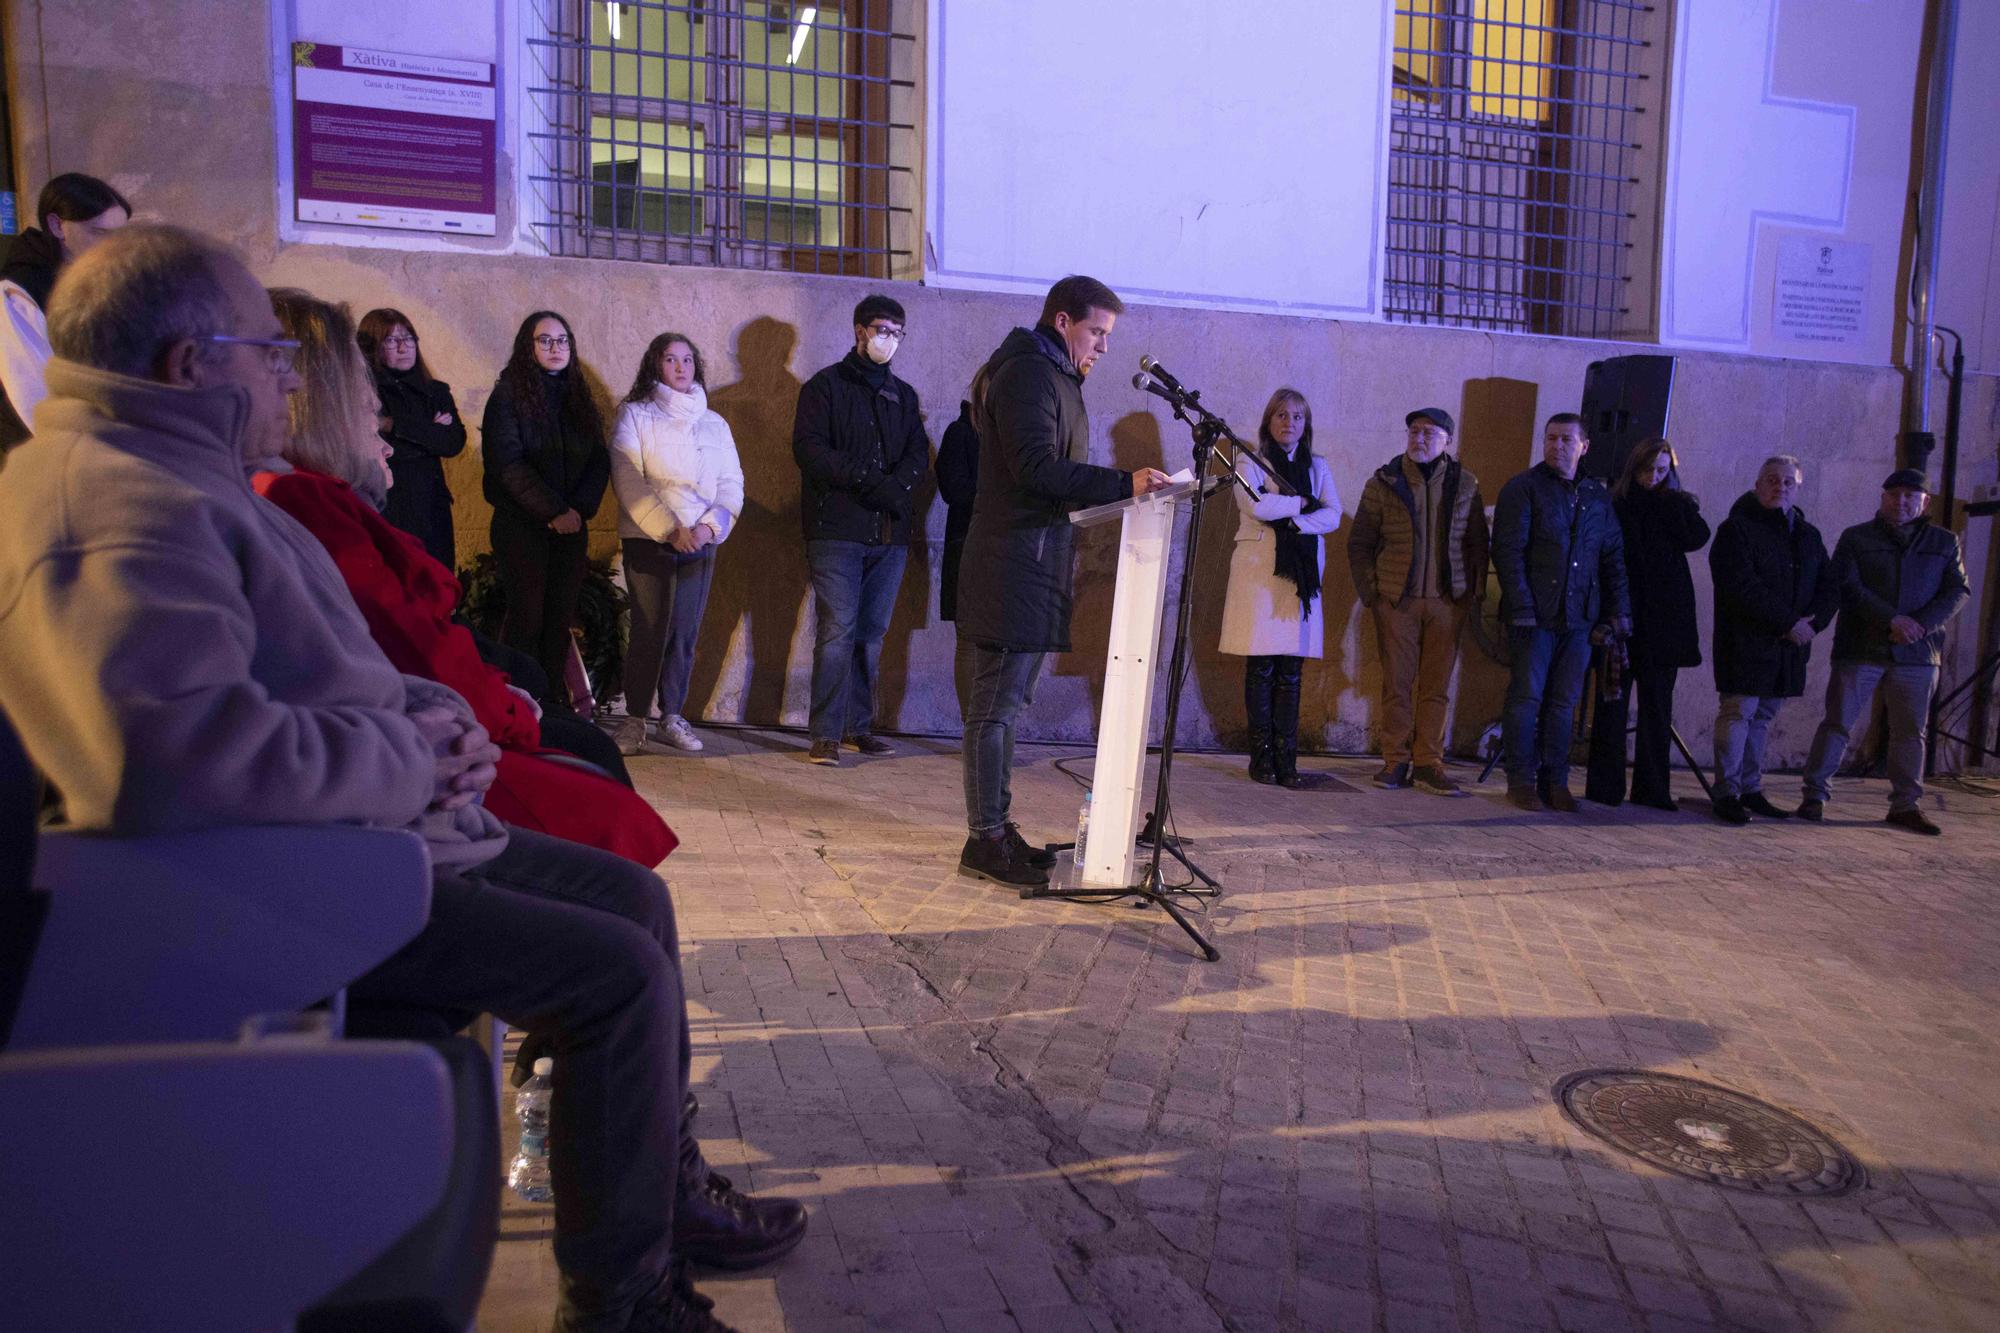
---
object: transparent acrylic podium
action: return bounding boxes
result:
[1063,478,1198,889]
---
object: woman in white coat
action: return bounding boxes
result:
[609,332,745,755]
[1218,388,1341,786]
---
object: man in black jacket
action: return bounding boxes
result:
[955,275,1170,887]
[792,294,931,766]
[1798,470,1970,834]
[1706,455,1836,825]
[1491,413,1630,812]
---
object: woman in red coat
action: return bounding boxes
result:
[260,288,675,867]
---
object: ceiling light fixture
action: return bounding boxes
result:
[786,7,818,65]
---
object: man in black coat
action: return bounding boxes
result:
[1799,470,1970,834]
[1491,413,1630,812]
[955,275,1170,887]
[792,294,931,766]
[935,397,979,624]
[1706,455,1836,825]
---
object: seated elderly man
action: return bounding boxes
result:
[0,225,790,1333]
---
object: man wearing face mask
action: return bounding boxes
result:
[954,275,1173,887]
[793,294,931,766]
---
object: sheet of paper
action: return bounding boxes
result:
[1167,467,1195,484]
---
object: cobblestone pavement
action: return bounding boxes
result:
[479,729,2000,1332]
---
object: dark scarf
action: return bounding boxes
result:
[843,347,891,389]
[0,228,64,310]
[1264,441,1322,610]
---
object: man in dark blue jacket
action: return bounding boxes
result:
[955,275,1170,887]
[791,294,930,766]
[1491,413,1630,811]
[1799,470,1970,834]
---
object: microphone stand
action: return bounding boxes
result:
[1032,373,1271,961]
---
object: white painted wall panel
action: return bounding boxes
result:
[925,0,1389,317]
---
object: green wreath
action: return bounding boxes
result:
[457,553,629,710]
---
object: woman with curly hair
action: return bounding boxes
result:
[480,311,611,702]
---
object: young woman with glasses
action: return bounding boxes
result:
[480,311,611,708]
[357,307,466,570]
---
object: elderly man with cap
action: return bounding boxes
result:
[1347,406,1489,794]
[1798,469,1970,834]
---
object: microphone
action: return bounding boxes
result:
[1138,354,1189,397]
[1132,370,1184,403]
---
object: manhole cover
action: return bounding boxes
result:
[1555,1071,1862,1197]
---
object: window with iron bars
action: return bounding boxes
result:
[1386,0,1653,337]
[525,1,918,277]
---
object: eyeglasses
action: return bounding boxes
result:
[199,334,302,375]
[534,334,572,351]
[380,334,418,350]
[865,325,905,342]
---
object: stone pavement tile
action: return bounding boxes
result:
[1623,1270,1715,1322]
[1383,1298,1466,1332]
[1549,1284,1655,1332]
[1297,1276,1377,1330]
[1606,1227,1692,1277]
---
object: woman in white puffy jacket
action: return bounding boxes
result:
[608,332,745,754]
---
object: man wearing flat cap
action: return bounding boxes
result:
[1348,406,1489,795]
[1798,469,1970,834]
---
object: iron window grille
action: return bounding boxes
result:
[525,1,918,276]
[1386,0,1653,337]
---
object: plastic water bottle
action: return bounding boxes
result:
[1069,793,1093,887]
[508,1056,555,1202]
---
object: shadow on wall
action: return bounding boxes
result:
[695,316,807,723]
[1446,376,1541,754]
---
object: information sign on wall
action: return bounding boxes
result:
[292,42,496,236]
[1773,237,1871,348]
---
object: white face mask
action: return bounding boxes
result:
[865,332,898,365]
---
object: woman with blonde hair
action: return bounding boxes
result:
[253,288,674,867]
[1584,437,1710,809]
[1217,387,1342,787]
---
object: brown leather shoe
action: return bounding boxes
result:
[1885,808,1942,836]
[1545,786,1580,813]
[1506,784,1543,811]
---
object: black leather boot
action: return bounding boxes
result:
[1245,657,1277,783]
[674,1170,810,1270]
[1272,657,1304,788]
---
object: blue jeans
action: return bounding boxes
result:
[806,540,907,743]
[621,540,715,720]
[1713,693,1784,799]
[1503,625,1594,787]
[959,642,1045,835]
[1802,662,1937,812]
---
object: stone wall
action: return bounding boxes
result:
[8,0,1997,765]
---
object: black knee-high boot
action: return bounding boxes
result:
[1245,656,1277,784]
[1272,657,1304,788]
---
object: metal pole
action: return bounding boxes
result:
[1909,0,1958,435]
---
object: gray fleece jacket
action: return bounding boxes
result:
[0,359,506,868]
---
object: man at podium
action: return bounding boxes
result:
[954,275,1172,887]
